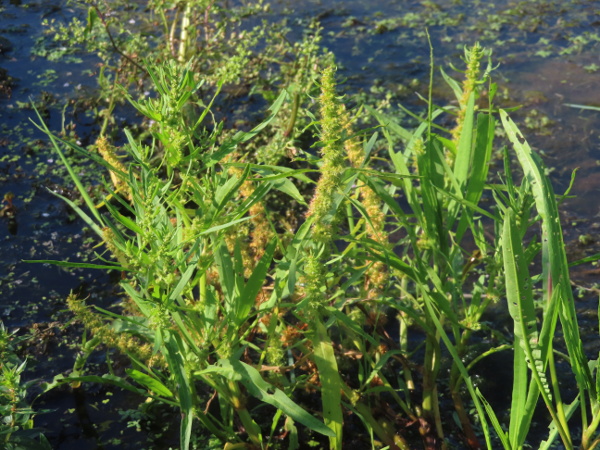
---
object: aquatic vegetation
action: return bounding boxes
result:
[42,0,333,160]
[0,0,596,448]
[0,322,51,449]
[31,34,600,449]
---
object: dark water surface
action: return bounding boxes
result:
[2,0,600,447]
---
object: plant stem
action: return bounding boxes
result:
[228,380,262,446]
[421,325,443,447]
[283,91,300,138]
[582,404,600,448]
[92,4,144,72]
[449,331,481,449]
[178,2,192,63]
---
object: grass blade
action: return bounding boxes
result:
[236,240,277,325]
[311,318,344,448]
[230,359,336,438]
[501,110,593,395]
[502,209,544,446]
[31,108,104,224]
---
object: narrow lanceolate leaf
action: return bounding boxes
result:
[167,262,198,306]
[198,216,252,236]
[126,369,173,398]
[49,191,105,239]
[215,241,236,305]
[476,389,510,449]
[502,210,543,447]
[49,374,165,400]
[31,109,104,225]
[230,359,335,438]
[24,260,126,271]
[213,165,249,217]
[311,319,344,450]
[501,110,593,394]
[163,332,194,450]
[235,239,277,325]
[265,177,306,205]
[453,90,476,188]
[417,138,447,251]
[455,113,496,242]
[440,66,463,102]
[503,209,551,401]
[208,90,288,166]
[509,336,529,447]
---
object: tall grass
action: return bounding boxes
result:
[32,41,600,449]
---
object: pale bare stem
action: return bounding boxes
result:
[168,7,180,58]
[178,2,191,63]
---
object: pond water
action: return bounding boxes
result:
[2,0,600,447]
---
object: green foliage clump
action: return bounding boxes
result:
[0,323,51,450]
[31,8,600,449]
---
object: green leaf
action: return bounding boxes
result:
[476,389,510,449]
[311,319,343,449]
[453,91,476,188]
[564,103,600,112]
[126,369,173,398]
[47,190,105,239]
[503,210,549,391]
[85,7,98,37]
[215,241,236,305]
[213,166,249,217]
[456,113,496,242]
[502,210,542,446]
[365,105,413,142]
[417,138,448,252]
[112,211,144,235]
[23,260,126,271]
[163,332,193,450]
[440,66,463,102]
[228,164,315,185]
[208,90,288,167]
[167,262,198,306]
[265,177,307,205]
[501,110,593,395]
[236,240,277,325]
[31,110,104,225]
[230,359,336,438]
[199,216,252,236]
[46,374,179,405]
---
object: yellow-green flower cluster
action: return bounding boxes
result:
[262,312,285,366]
[101,226,128,268]
[451,43,484,146]
[302,250,327,314]
[344,108,388,292]
[306,66,347,241]
[66,293,164,369]
[95,136,132,201]
[226,158,273,277]
[343,108,363,168]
